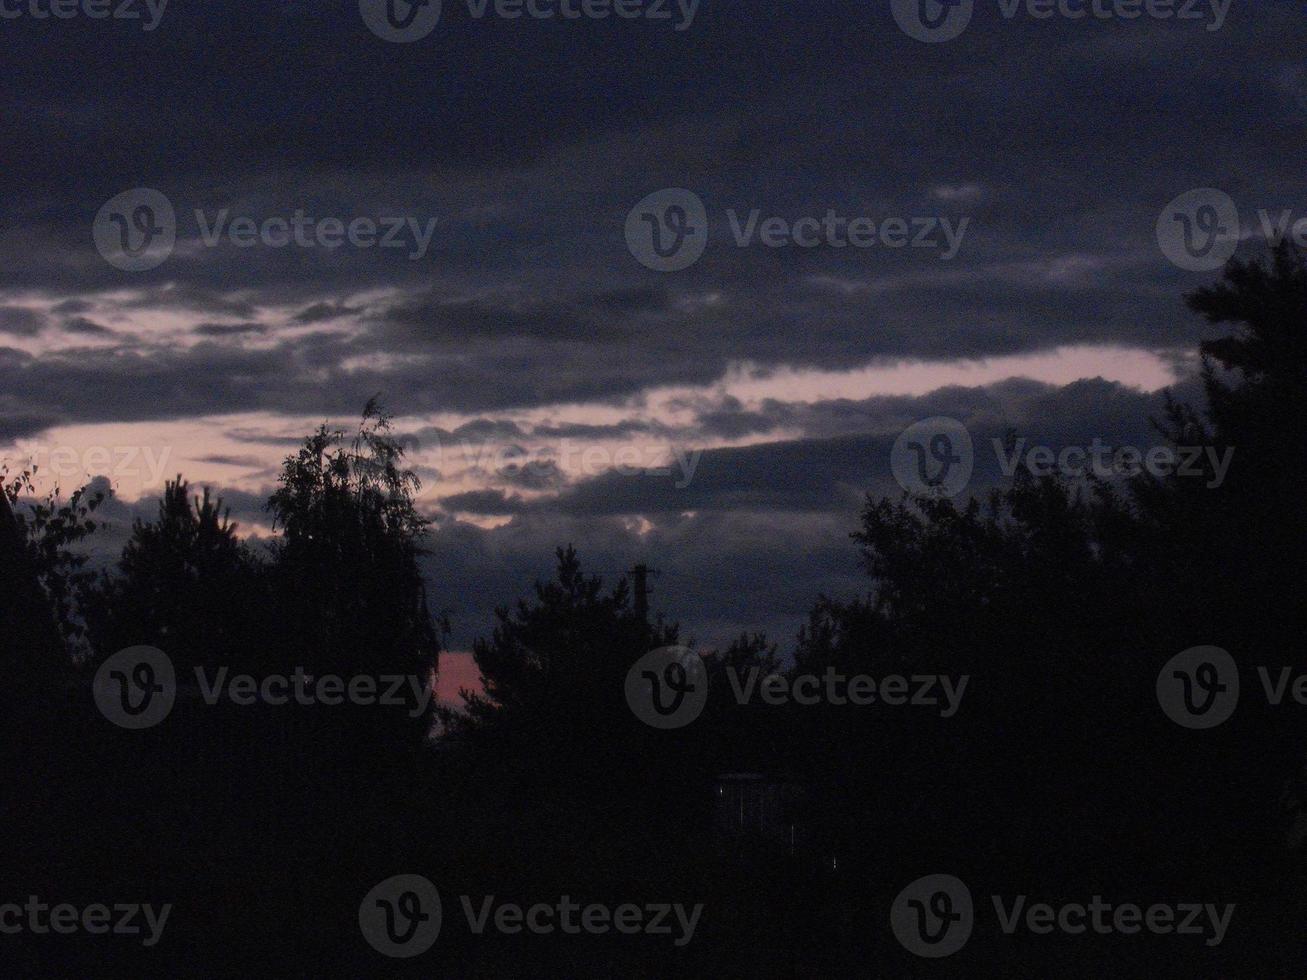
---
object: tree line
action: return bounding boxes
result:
[2,247,1305,971]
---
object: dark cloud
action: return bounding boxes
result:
[420,373,1204,647]
[293,301,363,324]
[695,396,796,439]
[62,317,115,336]
[114,285,261,320]
[448,419,530,442]
[546,377,1180,517]
[50,299,93,315]
[1,1,1289,647]
[375,295,625,343]
[0,342,307,426]
[193,454,268,468]
[531,420,667,440]
[0,307,45,336]
[439,489,529,515]
[225,427,312,448]
[422,508,866,652]
[0,410,62,443]
[497,459,566,491]
[3,2,1298,421]
[202,487,274,527]
[193,322,268,338]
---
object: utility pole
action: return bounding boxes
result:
[630,563,656,625]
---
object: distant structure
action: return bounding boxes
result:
[713,772,809,857]
[630,563,655,625]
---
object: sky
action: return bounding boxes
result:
[2,0,1305,653]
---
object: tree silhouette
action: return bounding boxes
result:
[266,398,441,742]
[448,546,676,749]
[1,466,105,665]
[786,245,1307,886]
[81,478,267,673]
